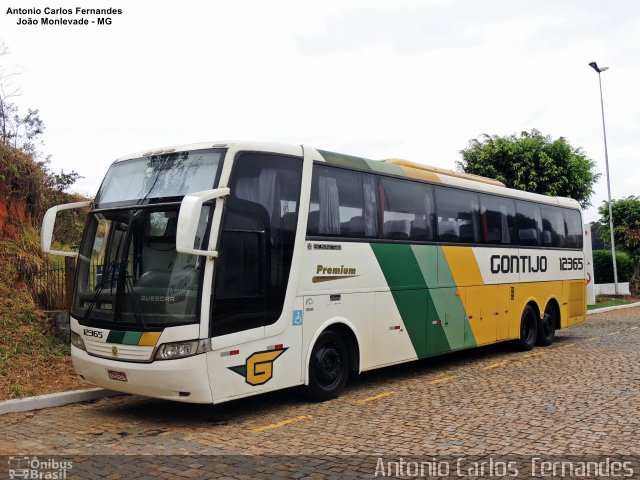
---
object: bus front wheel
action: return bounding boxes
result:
[516,305,538,351]
[304,330,349,402]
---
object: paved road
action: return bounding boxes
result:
[2,308,639,478]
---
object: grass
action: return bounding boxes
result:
[0,145,88,399]
[0,240,84,400]
[587,295,640,310]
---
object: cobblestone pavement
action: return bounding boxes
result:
[2,308,639,478]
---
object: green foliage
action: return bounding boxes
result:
[39,157,83,193]
[2,101,81,192]
[592,250,634,283]
[0,143,47,217]
[49,169,82,192]
[51,211,86,250]
[457,129,600,207]
[47,191,88,250]
[598,196,640,262]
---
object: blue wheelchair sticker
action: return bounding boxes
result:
[292,310,303,326]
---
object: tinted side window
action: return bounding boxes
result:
[307,165,378,238]
[480,195,516,244]
[516,201,543,246]
[212,153,302,336]
[380,177,435,241]
[435,187,480,243]
[564,209,584,249]
[541,205,566,247]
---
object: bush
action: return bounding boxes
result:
[592,250,635,283]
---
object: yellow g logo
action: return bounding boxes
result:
[229,348,288,386]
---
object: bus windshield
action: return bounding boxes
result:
[73,206,211,329]
[95,149,223,208]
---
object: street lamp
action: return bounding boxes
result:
[589,61,618,295]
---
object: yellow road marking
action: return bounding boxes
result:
[251,415,312,432]
[564,343,576,347]
[355,391,397,404]
[608,331,620,336]
[524,351,545,357]
[482,361,507,371]
[426,375,459,385]
[584,337,597,342]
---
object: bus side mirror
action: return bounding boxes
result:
[41,201,92,257]
[176,188,230,258]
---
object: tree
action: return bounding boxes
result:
[0,42,22,146]
[42,163,82,192]
[3,106,46,154]
[1,42,81,192]
[457,129,600,207]
[598,196,640,295]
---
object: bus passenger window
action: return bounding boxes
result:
[307,166,378,238]
[435,187,480,243]
[541,206,566,247]
[380,177,435,241]
[516,201,543,246]
[563,209,583,249]
[480,195,516,245]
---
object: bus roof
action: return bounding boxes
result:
[112,141,582,211]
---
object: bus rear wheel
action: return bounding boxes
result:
[537,303,557,346]
[516,304,538,351]
[304,330,349,402]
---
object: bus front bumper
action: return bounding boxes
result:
[71,345,213,404]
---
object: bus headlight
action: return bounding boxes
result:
[155,339,211,360]
[71,331,86,351]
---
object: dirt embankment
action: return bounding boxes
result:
[0,144,85,398]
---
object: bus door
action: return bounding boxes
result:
[207,153,303,401]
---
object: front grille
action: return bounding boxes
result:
[85,340,154,362]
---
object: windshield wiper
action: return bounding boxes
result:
[123,270,148,330]
[111,209,148,330]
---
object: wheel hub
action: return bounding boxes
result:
[317,347,342,385]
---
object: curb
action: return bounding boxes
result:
[0,388,124,416]
[587,301,640,315]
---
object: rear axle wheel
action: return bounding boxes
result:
[516,304,538,351]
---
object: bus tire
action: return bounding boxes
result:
[304,330,350,402]
[537,303,557,346]
[516,304,538,351]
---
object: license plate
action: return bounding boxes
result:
[107,370,128,382]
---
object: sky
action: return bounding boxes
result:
[1,0,639,222]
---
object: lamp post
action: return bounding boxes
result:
[589,61,618,295]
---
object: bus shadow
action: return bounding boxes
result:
[99,385,310,427]
[101,333,578,425]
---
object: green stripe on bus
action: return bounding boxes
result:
[371,243,477,356]
[318,150,372,170]
[106,330,144,345]
[106,330,126,344]
[371,243,451,357]
[370,243,426,289]
[432,246,476,349]
[364,159,405,176]
[122,331,143,345]
[318,149,407,177]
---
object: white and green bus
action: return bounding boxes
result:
[42,141,586,403]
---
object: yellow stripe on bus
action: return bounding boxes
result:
[441,246,484,286]
[138,332,162,346]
